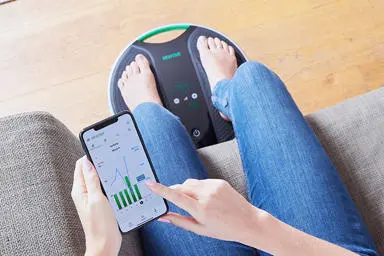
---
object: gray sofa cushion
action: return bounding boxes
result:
[0,112,142,256]
[306,87,384,253]
[199,139,247,199]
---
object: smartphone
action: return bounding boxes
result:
[79,111,168,233]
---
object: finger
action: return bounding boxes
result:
[183,178,201,186]
[169,181,201,189]
[71,158,87,200]
[182,179,204,197]
[145,180,197,213]
[183,178,204,191]
[169,184,181,189]
[81,156,102,197]
[170,184,198,199]
[158,212,203,235]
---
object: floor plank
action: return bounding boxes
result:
[0,0,383,133]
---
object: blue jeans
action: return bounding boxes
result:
[133,62,377,255]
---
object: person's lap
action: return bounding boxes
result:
[133,61,377,255]
[134,104,255,255]
[211,62,376,255]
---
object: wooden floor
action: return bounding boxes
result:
[1,0,383,134]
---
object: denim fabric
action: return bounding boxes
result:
[133,62,377,256]
[133,104,254,256]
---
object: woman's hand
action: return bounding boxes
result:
[71,156,121,256]
[146,179,359,256]
[145,178,270,245]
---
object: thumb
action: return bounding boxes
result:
[82,156,102,197]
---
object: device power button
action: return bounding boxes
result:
[192,128,201,138]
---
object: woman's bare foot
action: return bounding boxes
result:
[197,36,238,121]
[118,54,162,110]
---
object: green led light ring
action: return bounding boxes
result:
[137,24,191,42]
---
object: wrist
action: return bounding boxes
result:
[85,248,104,256]
[85,247,118,256]
[239,206,311,255]
[85,245,108,256]
[85,238,121,256]
[238,206,280,252]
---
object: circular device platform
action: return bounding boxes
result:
[108,23,248,148]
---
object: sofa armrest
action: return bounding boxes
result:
[306,88,384,254]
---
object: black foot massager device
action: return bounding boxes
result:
[108,24,248,148]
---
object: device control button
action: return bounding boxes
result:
[192,93,198,99]
[192,128,201,138]
[173,98,180,104]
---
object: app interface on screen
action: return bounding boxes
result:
[83,114,167,232]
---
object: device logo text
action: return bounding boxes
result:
[162,51,181,61]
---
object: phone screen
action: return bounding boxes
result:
[81,113,167,232]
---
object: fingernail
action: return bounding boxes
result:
[158,218,171,223]
[82,156,93,172]
[145,180,156,187]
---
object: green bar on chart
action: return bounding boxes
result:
[113,194,122,210]
[119,191,127,207]
[125,176,137,202]
[134,184,142,200]
[124,189,132,205]
[125,175,131,186]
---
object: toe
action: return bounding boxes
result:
[135,54,150,72]
[229,45,235,56]
[207,37,216,49]
[197,36,209,51]
[214,37,222,48]
[126,65,133,76]
[131,61,139,73]
[221,40,229,52]
[117,79,124,90]
[122,70,128,80]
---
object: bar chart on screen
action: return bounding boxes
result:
[110,156,149,210]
